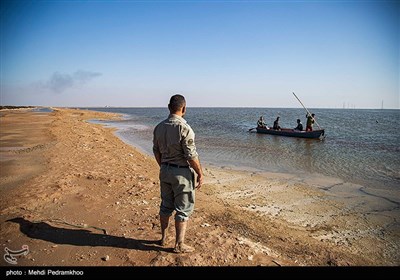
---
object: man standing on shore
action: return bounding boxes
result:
[153,94,204,253]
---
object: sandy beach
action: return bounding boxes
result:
[0,108,398,266]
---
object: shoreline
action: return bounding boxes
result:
[0,108,398,266]
[102,116,400,224]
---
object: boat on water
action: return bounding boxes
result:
[256,127,325,139]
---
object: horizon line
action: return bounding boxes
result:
[1,105,399,110]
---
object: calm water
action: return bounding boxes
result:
[87,107,400,191]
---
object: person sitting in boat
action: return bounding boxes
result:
[273,117,281,130]
[257,116,267,128]
[306,113,315,131]
[294,119,303,131]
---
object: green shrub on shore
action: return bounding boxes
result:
[0,106,35,110]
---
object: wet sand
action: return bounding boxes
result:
[0,108,398,266]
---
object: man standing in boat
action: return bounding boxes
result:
[306,113,315,131]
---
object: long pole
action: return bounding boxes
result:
[292,92,322,130]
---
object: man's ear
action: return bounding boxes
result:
[182,106,186,114]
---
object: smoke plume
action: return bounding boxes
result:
[46,70,102,93]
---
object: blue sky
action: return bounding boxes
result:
[1,0,399,108]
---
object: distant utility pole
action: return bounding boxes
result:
[381,100,384,109]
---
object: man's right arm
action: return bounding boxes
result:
[181,125,203,188]
[153,127,161,166]
[153,150,161,166]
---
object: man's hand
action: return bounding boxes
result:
[196,173,204,189]
[188,158,203,190]
[153,151,161,166]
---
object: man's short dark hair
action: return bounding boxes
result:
[168,94,186,112]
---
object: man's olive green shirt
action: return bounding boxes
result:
[153,114,199,166]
